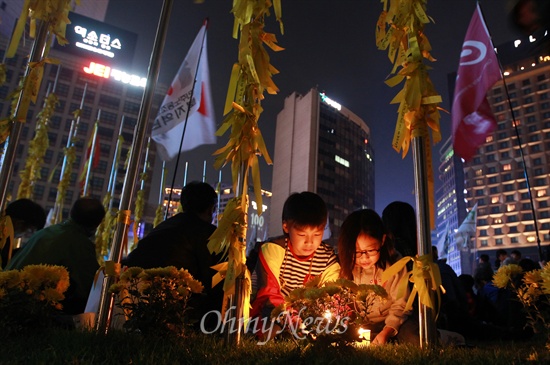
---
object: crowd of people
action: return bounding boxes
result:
[0,184,542,345]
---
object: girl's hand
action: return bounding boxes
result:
[371,326,396,345]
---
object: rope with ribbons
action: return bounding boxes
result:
[0,215,15,268]
[376,0,446,229]
[208,0,283,324]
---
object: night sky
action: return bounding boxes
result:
[105,0,520,214]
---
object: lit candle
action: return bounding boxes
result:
[356,327,371,347]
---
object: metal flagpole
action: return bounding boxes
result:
[216,169,222,224]
[52,83,87,224]
[226,162,248,346]
[158,160,166,206]
[82,112,100,196]
[412,136,438,348]
[183,161,188,186]
[108,116,125,209]
[95,0,174,334]
[202,160,207,182]
[0,19,49,212]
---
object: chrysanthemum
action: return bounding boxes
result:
[493,264,523,288]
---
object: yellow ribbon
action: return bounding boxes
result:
[0,215,15,268]
[210,0,283,327]
[381,254,442,316]
[211,261,228,288]
[376,0,444,230]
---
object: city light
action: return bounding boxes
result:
[83,61,147,88]
[319,92,342,111]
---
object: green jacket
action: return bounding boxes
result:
[6,219,99,315]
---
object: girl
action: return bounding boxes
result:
[338,209,418,345]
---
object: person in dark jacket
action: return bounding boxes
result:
[6,198,105,315]
[123,181,223,329]
[1,199,47,269]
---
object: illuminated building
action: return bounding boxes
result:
[0,5,164,235]
[268,88,375,245]
[442,32,550,270]
[435,137,468,274]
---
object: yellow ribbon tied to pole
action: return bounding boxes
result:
[381,253,443,316]
[376,0,446,230]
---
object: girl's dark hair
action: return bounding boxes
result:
[382,201,417,257]
[338,209,395,280]
[282,192,327,229]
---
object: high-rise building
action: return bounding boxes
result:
[435,136,467,274]
[440,33,550,272]
[268,88,375,245]
[0,8,164,235]
[465,35,550,262]
[0,0,109,39]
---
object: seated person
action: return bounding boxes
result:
[250,192,340,335]
[6,198,105,315]
[123,181,223,329]
[1,199,46,269]
[338,209,417,345]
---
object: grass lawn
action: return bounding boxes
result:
[1,328,548,364]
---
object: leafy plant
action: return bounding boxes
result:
[109,266,204,337]
[272,277,387,346]
[0,264,69,336]
[493,263,550,345]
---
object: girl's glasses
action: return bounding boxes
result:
[355,249,380,258]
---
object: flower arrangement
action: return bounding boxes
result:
[0,264,69,335]
[493,263,550,345]
[271,277,387,346]
[109,266,204,337]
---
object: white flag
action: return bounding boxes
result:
[152,22,216,161]
[437,223,450,258]
[455,203,478,249]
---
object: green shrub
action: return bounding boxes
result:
[0,264,69,335]
[109,266,204,337]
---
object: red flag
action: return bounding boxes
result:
[151,21,216,161]
[451,4,502,161]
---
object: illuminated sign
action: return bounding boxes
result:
[54,12,137,68]
[83,61,146,88]
[319,92,342,111]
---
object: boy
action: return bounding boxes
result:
[250,192,340,336]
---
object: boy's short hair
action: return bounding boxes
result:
[180,181,217,214]
[281,192,327,228]
[70,197,106,229]
[496,248,507,257]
